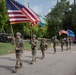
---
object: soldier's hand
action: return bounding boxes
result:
[16,47,20,50]
[22,51,23,53]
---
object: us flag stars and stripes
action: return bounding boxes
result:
[6,0,40,26]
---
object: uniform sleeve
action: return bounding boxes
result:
[19,40,24,51]
[44,42,48,48]
[40,42,42,47]
[32,40,38,46]
[35,40,38,46]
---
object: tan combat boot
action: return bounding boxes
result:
[20,62,23,68]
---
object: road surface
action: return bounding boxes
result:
[0,45,76,75]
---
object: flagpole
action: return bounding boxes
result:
[28,3,30,8]
[60,34,62,44]
[28,3,32,39]
[58,27,62,45]
[10,25,15,44]
[10,25,14,39]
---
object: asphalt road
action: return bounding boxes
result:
[0,45,76,75]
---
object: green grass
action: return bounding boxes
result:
[0,41,50,55]
[0,42,41,55]
[0,43,15,55]
[0,42,32,55]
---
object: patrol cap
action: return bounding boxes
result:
[32,35,36,38]
[42,38,46,41]
[16,32,22,36]
[54,36,57,38]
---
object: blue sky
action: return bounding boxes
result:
[16,0,74,17]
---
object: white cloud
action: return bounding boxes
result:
[31,6,43,14]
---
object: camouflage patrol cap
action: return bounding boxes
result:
[32,35,36,38]
[16,32,22,36]
[42,38,46,41]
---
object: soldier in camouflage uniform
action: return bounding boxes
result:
[30,35,38,64]
[68,38,71,50]
[40,38,48,59]
[53,36,57,54]
[61,38,64,52]
[66,38,69,50]
[14,32,24,73]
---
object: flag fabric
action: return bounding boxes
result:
[59,30,68,35]
[67,29,75,37]
[39,17,46,26]
[6,0,40,26]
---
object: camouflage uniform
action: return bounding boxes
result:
[40,39,47,59]
[30,35,37,64]
[14,32,24,73]
[68,38,71,50]
[53,36,57,53]
[61,38,64,52]
[66,38,69,50]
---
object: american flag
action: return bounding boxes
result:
[6,0,40,26]
[59,30,68,35]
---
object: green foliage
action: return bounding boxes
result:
[0,0,9,32]
[62,4,76,35]
[37,25,47,37]
[46,0,76,38]
[71,4,76,34]
[12,22,47,38]
[0,42,31,55]
[2,0,76,38]
[0,0,47,38]
[0,42,41,55]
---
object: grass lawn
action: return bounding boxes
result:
[0,42,41,55]
[0,41,50,55]
[0,42,32,55]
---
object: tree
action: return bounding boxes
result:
[71,4,76,34]
[62,3,76,35]
[0,0,9,32]
[0,0,47,38]
[46,0,70,38]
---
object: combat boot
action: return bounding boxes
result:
[13,66,18,73]
[41,54,45,59]
[61,48,63,52]
[66,47,68,50]
[30,61,33,64]
[34,58,36,62]
[20,62,23,68]
[69,47,71,50]
[30,58,34,64]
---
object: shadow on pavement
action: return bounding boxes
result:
[0,57,31,64]
[45,52,55,54]
[23,59,32,64]
[0,65,14,73]
[25,56,41,60]
[0,57,16,61]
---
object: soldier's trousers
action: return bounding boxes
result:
[41,49,45,58]
[61,45,63,51]
[66,45,69,50]
[32,48,37,61]
[15,50,22,68]
[69,44,71,50]
[53,44,56,52]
